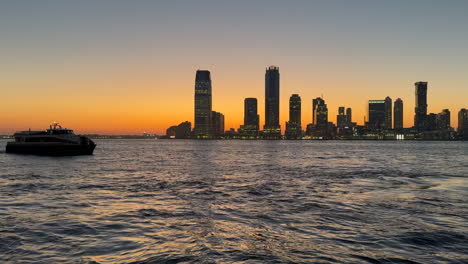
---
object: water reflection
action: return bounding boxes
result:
[0,140,466,263]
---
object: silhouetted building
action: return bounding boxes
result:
[211,111,224,137]
[346,108,352,124]
[175,121,191,139]
[368,100,386,129]
[337,107,347,128]
[414,82,428,131]
[458,108,468,139]
[285,94,302,139]
[311,97,328,138]
[385,96,392,129]
[166,125,177,138]
[427,113,437,131]
[264,66,281,138]
[194,70,212,138]
[436,109,450,131]
[239,98,259,138]
[394,98,403,130]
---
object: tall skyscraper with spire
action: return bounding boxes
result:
[194,70,212,138]
[264,66,281,138]
[414,82,428,131]
[394,98,404,130]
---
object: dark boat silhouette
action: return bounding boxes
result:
[6,123,96,156]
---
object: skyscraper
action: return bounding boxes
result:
[239,98,259,138]
[244,98,259,128]
[337,107,347,128]
[458,108,468,139]
[315,98,328,128]
[384,96,392,129]
[264,66,281,138]
[211,111,225,137]
[285,94,302,139]
[194,70,212,138]
[368,100,386,129]
[394,98,404,130]
[346,108,352,124]
[414,82,428,131]
[312,98,319,125]
[436,109,451,131]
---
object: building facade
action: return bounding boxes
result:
[414,82,428,131]
[239,98,259,138]
[368,100,386,129]
[458,108,468,139]
[394,98,403,130]
[436,109,451,131]
[211,111,225,137]
[264,66,281,138]
[346,108,352,124]
[384,96,392,129]
[194,70,212,138]
[285,94,302,139]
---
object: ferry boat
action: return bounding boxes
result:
[6,123,96,156]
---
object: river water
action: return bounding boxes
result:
[0,140,467,263]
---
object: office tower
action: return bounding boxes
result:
[211,111,225,137]
[312,97,325,126]
[244,98,259,128]
[175,121,191,139]
[427,113,437,131]
[436,109,451,131]
[368,100,386,129]
[337,107,347,128]
[346,108,352,124]
[384,96,392,129]
[194,70,212,138]
[394,98,403,130]
[285,94,302,139]
[239,98,259,138]
[264,66,281,138]
[458,108,468,139]
[315,98,328,137]
[312,98,319,125]
[289,94,301,125]
[414,82,428,131]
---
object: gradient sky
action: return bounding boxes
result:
[1,0,467,134]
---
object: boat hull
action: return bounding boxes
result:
[6,142,96,156]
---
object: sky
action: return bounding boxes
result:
[1,0,467,134]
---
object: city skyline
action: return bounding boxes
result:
[1,1,467,135]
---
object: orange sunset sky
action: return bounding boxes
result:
[1,1,467,135]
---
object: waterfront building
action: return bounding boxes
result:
[414,82,428,131]
[384,96,392,129]
[436,109,451,131]
[175,121,191,139]
[194,70,212,138]
[166,125,177,138]
[394,98,404,130]
[285,94,302,139]
[368,100,386,129]
[337,107,347,128]
[458,108,468,139]
[239,98,259,138]
[346,108,352,124]
[264,66,281,138]
[311,97,329,138]
[211,111,225,137]
[427,113,437,131]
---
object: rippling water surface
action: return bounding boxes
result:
[0,140,467,263]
